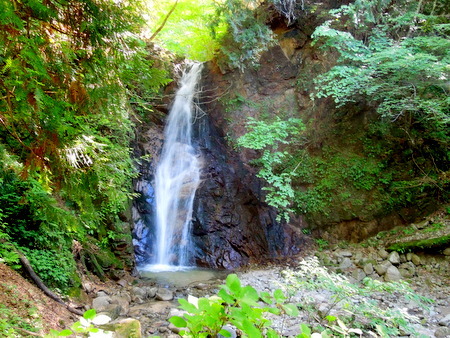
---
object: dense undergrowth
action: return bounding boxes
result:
[0,0,170,291]
[232,0,449,226]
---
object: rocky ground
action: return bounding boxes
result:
[2,217,449,337]
[85,229,449,337]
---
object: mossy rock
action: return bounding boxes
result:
[95,249,124,270]
[101,318,141,338]
[387,234,450,253]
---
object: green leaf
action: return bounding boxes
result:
[225,273,241,293]
[57,329,73,336]
[241,319,262,338]
[218,329,232,337]
[169,316,187,328]
[273,289,286,303]
[83,309,96,320]
[282,303,299,317]
[299,323,311,335]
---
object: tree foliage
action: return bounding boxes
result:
[146,0,218,61]
[237,117,305,221]
[210,0,275,72]
[310,0,449,205]
[0,0,170,287]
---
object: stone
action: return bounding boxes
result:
[156,288,174,301]
[132,286,147,299]
[337,250,353,257]
[92,296,112,312]
[82,281,94,293]
[218,324,238,338]
[443,248,450,256]
[439,314,450,327]
[143,286,157,298]
[117,279,128,287]
[399,262,416,279]
[435,327,450,338]
[339,257,353,269]
[411,254,421,266]
[388,251,400,264]
[406,253,412,261]
[351,269,367,282]
[415,220,429,229]
[101,304,122,320]
[363,263,374,275]
[102,318,142,338]
[111,295,130,316]
[374,261,392,276]
[384,265,402,282]
[378,249,389,259]
[399,254,407,263]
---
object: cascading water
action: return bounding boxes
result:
[149,63,203,270]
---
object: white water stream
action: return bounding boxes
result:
[148,63,203,270]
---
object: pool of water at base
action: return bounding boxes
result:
[137,264,228,288]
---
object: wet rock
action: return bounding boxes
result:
[443,248,450,256]
[117,279,129,287]
[144,286,157,298]
[101,304,122,320]
[384,265,402,282]
[132,286,147,299]
[388,251,400,264]
[156,288,174,301]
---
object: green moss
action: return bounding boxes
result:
[387,234,450,253]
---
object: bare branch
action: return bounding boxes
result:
[148,0,179,42]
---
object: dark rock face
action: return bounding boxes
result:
[191,113,303,269]
[131,62,304,269]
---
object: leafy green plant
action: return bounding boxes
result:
[210,0,275,71]
[46,309,112,338]
[20,247,77,291]
[170,273,301,337]
[281,257,433,335]
[315,238,329,251]
[0,284,41,337]
[237,117,305,221]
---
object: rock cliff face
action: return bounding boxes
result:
[131,66,305,269]
[190,104,303,269]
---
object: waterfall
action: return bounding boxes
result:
[152,63,203,269]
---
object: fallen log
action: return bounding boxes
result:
[15,247,84,316]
